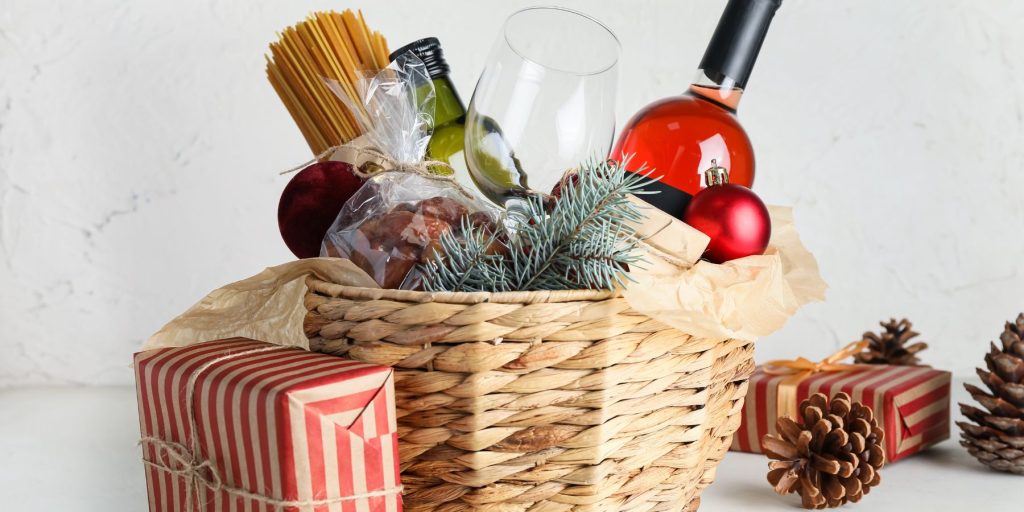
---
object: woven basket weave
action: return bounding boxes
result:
[303,276,755,512]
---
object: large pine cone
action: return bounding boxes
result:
[957,313,1024,475]
[854,318,928,366]
[763,392,885,509]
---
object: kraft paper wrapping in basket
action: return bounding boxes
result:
[144,203,825,351]
[624,200,826,341]
[144,258,377,350]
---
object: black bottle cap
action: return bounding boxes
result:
[389,37,450,79]
[698,0,782,89]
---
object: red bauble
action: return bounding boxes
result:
[278,161,364,259]
[682,165,770,263]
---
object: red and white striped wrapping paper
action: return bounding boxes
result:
[730,365,951,462]
[134,338,401,512]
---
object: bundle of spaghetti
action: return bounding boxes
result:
[266,10,390,156]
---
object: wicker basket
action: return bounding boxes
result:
[303,276,755,512]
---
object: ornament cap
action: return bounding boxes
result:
[704,160,730,187]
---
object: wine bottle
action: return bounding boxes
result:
[389,38,469,178]
[612,0,782,219]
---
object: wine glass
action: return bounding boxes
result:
[465,6,620,210]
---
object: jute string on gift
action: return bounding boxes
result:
[138,346,402,511]
[762,340,873,419]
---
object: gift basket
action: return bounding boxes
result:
[142,3,826,511]
[303,284,756,511]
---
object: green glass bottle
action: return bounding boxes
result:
[389,38,468,179]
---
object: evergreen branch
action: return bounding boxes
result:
[515,158,651,290]
[420,157,655,292]
[421,217,508,292]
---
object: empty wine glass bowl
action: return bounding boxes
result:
[465,6,620,208]
[504,7,619,75]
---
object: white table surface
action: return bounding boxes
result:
[2,383,1021,511]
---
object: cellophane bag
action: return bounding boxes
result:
[322,172,497,289]
[324,51,435,162]
[320,50,498,289]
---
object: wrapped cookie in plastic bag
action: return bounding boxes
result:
[320,50,499,289]
[322,173,497,289]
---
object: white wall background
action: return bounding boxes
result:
[1,0,1022,387]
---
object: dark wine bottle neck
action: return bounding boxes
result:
[390,37,466,126]
[390,37,451,79]
[698,0,781,90]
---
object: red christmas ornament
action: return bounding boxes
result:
[682,161,770,263]
[278,161,364,259]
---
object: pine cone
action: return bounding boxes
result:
[763,392,885,509]
[853,318,928,366]
[957,313,1024,475]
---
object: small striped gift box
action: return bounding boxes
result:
[730,364,951,462]
[134,338,401,512]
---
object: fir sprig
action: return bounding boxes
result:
[419,216,510,292]
[421,158,655,292]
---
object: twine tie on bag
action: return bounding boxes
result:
[278,142,478,201]
[762,340,873,419]
[138,346,402,511]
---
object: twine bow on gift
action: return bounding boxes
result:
[139,439,224,507]
[761,340,872,419]
[138,346,402,512]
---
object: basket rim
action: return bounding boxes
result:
[305,276,620,305]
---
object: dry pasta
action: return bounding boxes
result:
[266,10,390,156]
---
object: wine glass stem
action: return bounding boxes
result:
[502,198,532,232]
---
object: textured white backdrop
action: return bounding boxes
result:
[1,0,1023,387]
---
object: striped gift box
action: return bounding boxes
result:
[730,364,951,462]
[134,338,401,512]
